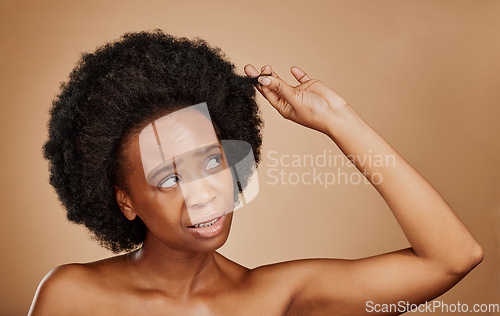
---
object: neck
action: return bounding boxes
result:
[125,232,223,298]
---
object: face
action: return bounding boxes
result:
[116,108,235,252]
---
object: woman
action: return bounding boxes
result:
[29,30,483,315]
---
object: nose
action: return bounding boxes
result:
[181,176,217,209]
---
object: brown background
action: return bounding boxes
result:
[1,0,499,314]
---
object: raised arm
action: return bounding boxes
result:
[244,64,483,315]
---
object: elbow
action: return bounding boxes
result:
[469,243,484,268]
[446,242,484,276]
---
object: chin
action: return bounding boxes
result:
[188,212,233,252]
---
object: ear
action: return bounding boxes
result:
[114,186,137,221]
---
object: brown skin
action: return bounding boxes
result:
[29,65,484,315]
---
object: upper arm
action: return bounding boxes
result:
[280,247,481,315]
[28,264,89,316]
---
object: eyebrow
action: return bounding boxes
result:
[148,143,222,181]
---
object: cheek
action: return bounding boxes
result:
[216,169,236,208]
[136,190,186,228]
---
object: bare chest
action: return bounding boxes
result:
[74,283,291,315]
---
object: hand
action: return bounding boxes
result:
[244,64,351,135]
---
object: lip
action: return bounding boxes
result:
[187,215,225,239]
[188,213,225,227]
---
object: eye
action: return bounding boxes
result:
[158,174,181,188]
[205,154,221,171]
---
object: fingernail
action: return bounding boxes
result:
[258,76,271,86]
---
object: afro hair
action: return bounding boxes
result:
[43,29,263,253]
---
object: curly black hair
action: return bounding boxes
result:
[43,29,263,253]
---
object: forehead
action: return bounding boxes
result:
[141,109,218,156]
[138,106,220,180]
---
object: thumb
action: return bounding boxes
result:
[258,75,298,106]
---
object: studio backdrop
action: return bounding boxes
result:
[0,0,498,314]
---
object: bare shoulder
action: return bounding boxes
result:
[28,256,128,316]
[28,263,92,315]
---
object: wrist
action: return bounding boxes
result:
[324,104,365,140]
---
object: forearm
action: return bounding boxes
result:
[325,105,483,273]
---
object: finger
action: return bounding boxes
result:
[260,65,284,97]
[257,74,299,118]
[244,64,279,100]
[256,65,282,101]
[244,64,260,78]
[244,64,267,95]
[260,65,274,76]
[262,65,285,84]
[257,74,297,101]
[291,66,311,84]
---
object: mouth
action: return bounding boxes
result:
[186,215,225,238]
[188,216,221,228]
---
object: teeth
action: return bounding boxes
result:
[193,217,219,228]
